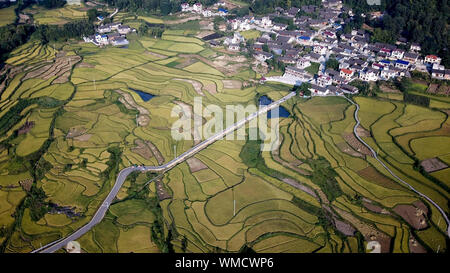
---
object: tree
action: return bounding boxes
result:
[325,58,339,70]
[298,82,311,96]
[87,8,98,22]
[160,0,171,15]
[40,0,67,9]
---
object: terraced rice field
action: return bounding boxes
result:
[24,4,87,25]
[0,5,17,26]
[0,23,448,253]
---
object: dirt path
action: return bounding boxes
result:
[115,90,150,127]
[174,78,205,96]
[164,15,201,25]
[174,101,203,145]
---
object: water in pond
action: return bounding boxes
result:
[130,88,155,102]
[259,95,290,118]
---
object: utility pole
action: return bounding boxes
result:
[233,199,236,216]
[174,144,177,159]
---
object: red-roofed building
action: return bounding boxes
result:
[425,55,442,65]
[340,68,354,80]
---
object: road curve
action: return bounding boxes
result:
[342,95,450,239]
[32,92,297,253]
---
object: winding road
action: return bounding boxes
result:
[32,92,449,253]
[31,92,297,253]
[342,95,450,239]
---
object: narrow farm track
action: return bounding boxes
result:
[31,92,297,253]
[343,95,450,240]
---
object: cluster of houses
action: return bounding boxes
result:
[217,0,448,96]
[83,22,135,47]
[180,2,229,18]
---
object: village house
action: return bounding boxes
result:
[279,57,297,65]
[403,52,419,64]
[202,9,213,17]
[228,44,240,51]
[395,59,410,69]
[340,68,354,81]
[260,17,273,28]
[313,45,327,55]
[309,84,329,96]
[332,75,347,85]
[98,25,111,34]
[391,49,405,60]
[95,34,109,45]
[316,75,332,87]
[181,3,190,12]
[305,52,325,63]
[445,70,450,80]
[224,32,245,46]
[340,84,359,94]
[380,69,396,80]
[284,66,314,81]
[193,3,203,13]
[118,25,131,35]
[297,58,311,69]
[111,37,129,47]
[425,55,442,65]
[254,51,273,62]
[359,69,379,82]
[273,23,288,31]
[431,69,445,80]
[410,43,421,52]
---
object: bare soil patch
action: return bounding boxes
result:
[427,84,439,94]
[334,218,356,236]
[420,157,448,173]
[66,126,87,138]
[282,178,317,199]
[203,83,217,94]
[358,166,406,191]
[336,142,363,158]
[116,90,150,127]
[18,121,35,135]
[356,127,371,137]
[155,177,171,201]
[174,78,204,96]
[379,82,401,93]
[144,50,167,59]
[343,133,372,156]
[393,203,428,230]
[147,141,165,165]
[77,62,95,68]
[186,157,208,173]
[363,201,390,215]
[222,80,242,89]
[174,101,203,145]
[335,206,391,253]
[131,139,154,160]
[73,134,92,142]
[409,235,427,253]
[24,55,81,84]
[19,178,33,192]
[196,31,215,39]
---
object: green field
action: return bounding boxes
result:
[0,14,448,254]
[0,5,17,26]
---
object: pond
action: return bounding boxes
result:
[130,88,155,102]
[258,95,290,119]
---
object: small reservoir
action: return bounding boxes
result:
[130,88,155,102]
[259,95,290,119]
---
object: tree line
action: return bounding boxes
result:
[345,0,449,67]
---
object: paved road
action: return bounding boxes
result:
[32,92,297,253]
[343,95,450,239]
